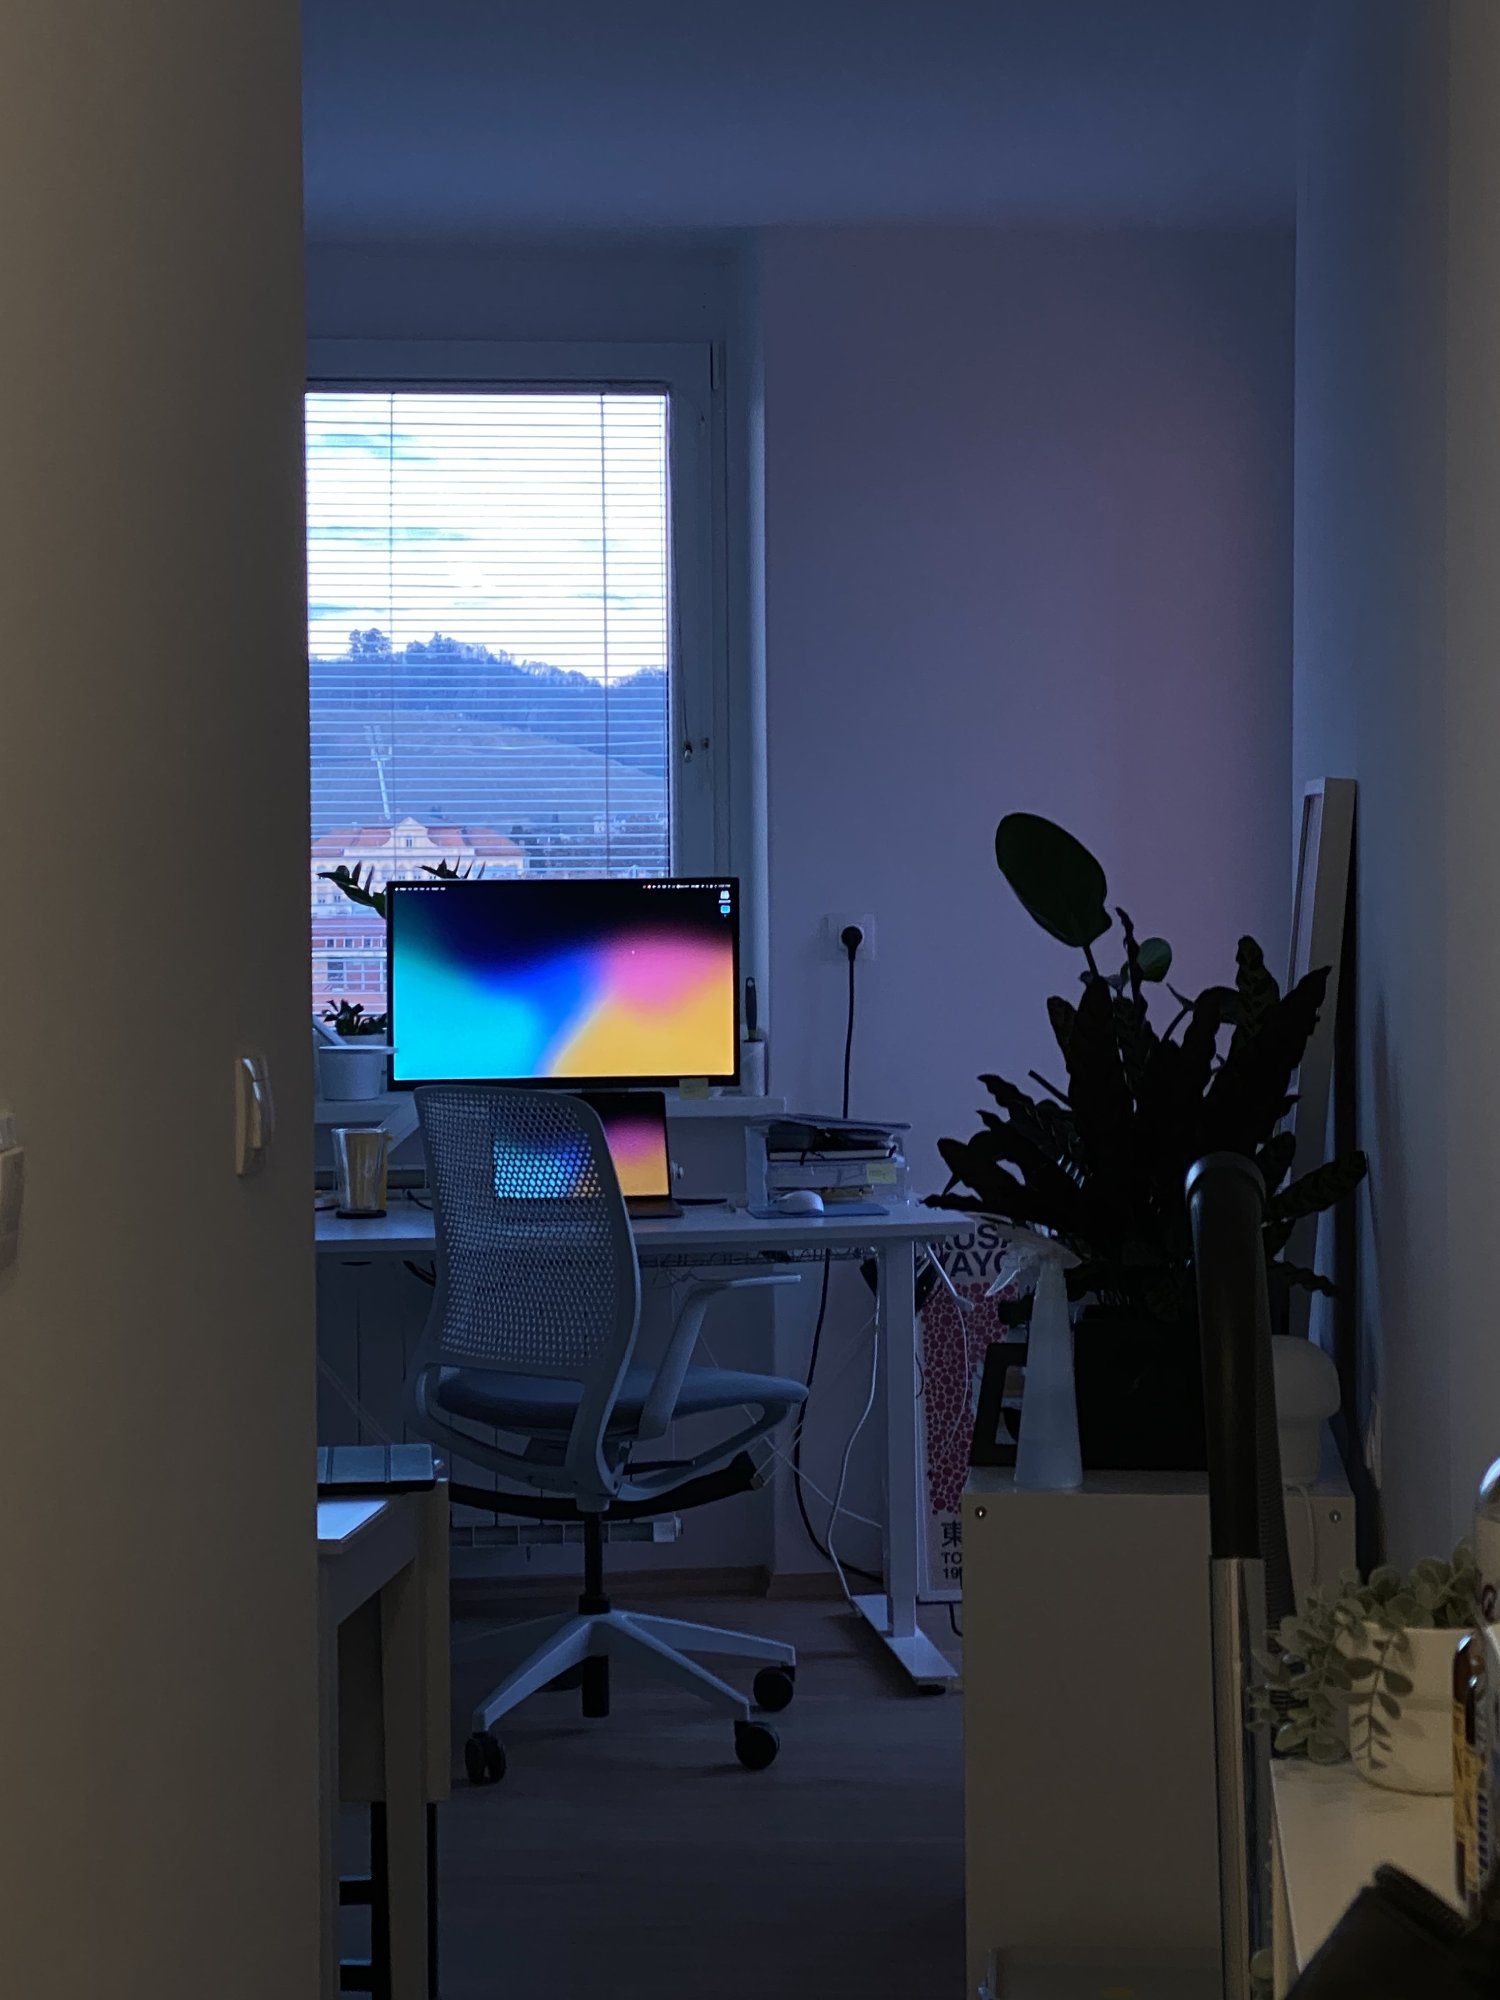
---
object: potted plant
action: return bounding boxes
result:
[1259,1548,1477,1794]
[316,1000,391,1102]
[928,812,1368,1470]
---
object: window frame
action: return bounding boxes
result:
[305,339,728,883]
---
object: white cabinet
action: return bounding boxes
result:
[962,1466,1354,1999]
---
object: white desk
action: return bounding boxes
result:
[318,1486,449,2000]
[316,1198,965,1687]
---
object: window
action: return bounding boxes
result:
[307,349,717,1018]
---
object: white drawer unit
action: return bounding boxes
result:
[963,1465,1355,1998]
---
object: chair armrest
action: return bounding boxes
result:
[635,1273,801,1443]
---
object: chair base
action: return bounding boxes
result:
[470,1606,796,1736]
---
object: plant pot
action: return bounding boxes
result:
[316,1041,390,1102]
[1345,1623,1459,1795]
[1071,1306,1207,1473]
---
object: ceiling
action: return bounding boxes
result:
[301,0,1320,242]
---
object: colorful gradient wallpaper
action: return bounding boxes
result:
[389,878,738,1084]
[584,1093,672,1198]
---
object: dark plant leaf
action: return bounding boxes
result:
[1112,994,1157,1099]
[1136,937,1172,983]
[979,1074,1082,1169]
[1273,1261,1338,1298]
[1116,906,1144,1012]
[1028,1070,1072,1107]
[996,813,1111,950]
[1204,966,1331,1155]
[318,862,388,922]
[1255,1130,1297,1195]
[1046,995,1078,1057]
[1234,935,1281,1038]
[1267,1151,1370,1224]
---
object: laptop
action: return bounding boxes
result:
[582,1090,682,1220]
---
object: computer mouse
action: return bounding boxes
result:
[773,1188,824,1215]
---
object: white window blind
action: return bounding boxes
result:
[307,387,673,1015]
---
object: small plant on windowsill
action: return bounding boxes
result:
[317,855,485,924]
[320,1000,390,1040]
[1257,1545,1478,1794]
[315,1000,391,1103]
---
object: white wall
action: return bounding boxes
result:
[757,225,1296,1569]
[0,3,318,1992]
[1296,0,1500,1561]
[760,225,1295,1172]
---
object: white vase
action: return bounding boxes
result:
[1345,1623,1459,1795]
[316,1042,390,1103]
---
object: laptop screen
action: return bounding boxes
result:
[581,1091,671,1200]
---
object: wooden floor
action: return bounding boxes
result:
[428,1589,965,1999]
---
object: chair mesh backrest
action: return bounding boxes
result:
[416,1086,639,1380]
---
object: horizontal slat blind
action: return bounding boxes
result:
[307,388,673,1015]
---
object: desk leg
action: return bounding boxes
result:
[851,1237,954,1689]
[319,1600,342,2000]
[380,1560,429,2000]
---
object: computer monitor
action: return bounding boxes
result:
[386,876,740,1088]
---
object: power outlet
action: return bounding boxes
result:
[824,913,876,961]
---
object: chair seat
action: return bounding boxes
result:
[433,1363,807,1435]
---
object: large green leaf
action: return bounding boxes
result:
[996,813,1111,950]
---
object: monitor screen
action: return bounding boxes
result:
[582,1091,671,1199]
[387,877,740,1087]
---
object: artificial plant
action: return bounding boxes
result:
[1257,1548,1478,1770]
[927,812,1367,1325]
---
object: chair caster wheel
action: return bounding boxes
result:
[464,1731,507,1786]
[734,1719,780,1771]
[753,1665,795,1712]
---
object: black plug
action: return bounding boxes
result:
[840,923,865,960]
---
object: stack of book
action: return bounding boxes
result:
[746,1114,910,1212]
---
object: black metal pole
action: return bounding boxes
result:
[1187,1152,1274,2000]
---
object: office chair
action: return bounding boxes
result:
[407,1085,808,1779]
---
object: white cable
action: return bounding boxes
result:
[923,1244,975,1315]
[317,1353,397,1444]
[1284,1481,1321,1595]
[827,1317,884,1608]
[695,1312,885,1531]
[754,1436,884,1533]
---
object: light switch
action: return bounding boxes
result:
[234,1052,274,1176]
[0,1140,24,1270]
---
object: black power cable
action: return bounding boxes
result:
[791,924,880,1585]
[841,936,858,1117]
